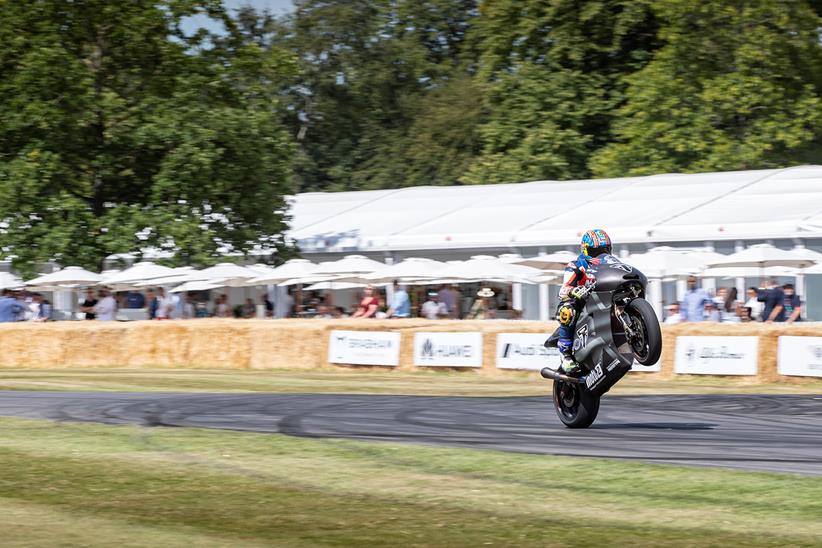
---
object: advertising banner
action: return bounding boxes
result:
[328,330,401,366]
[674,336,758,375]
[413,332,483,367]
[495,333,560,370]
[777,336,822,378]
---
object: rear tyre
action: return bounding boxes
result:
[625,298,662,365]
[553,380,600,428]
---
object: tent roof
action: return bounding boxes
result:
[288,166,822,253]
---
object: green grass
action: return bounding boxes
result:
[0,368,820,396]
[0,417,820,546]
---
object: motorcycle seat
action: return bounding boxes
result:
[544,327,561,348]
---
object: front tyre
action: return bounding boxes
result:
[625,298,662,365]
[553,380,600,428]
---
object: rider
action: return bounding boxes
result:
[557,229,612,375]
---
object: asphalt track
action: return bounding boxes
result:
[0,391,820,475]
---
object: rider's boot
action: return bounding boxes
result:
[557,339,580,376]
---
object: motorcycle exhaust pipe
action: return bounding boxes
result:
[540,367,582,384]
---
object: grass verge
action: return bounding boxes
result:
[0,417,820,546]
[0,368,820,396]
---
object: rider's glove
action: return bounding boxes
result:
[570,285,589,301]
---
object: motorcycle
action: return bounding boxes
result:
[541,256,662,428]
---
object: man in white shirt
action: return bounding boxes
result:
[421,292,447,319]
[94,288,117,321]
[663,303,682,324]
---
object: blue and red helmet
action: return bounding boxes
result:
[581,229,612,259]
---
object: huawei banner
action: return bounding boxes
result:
[496,333,560,370]
[328,330,401,366]
[777,336,822,378]
[674,336,758,375]
[413,332,483,367]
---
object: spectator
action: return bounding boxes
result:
[274,290,294,318]
[80,288,99,320]
[242,298,256,318]
[421,291,447,319]
[704,300,720,322]
[715,287,739,322]
[125,290,146,309]
[744,287,764,321]
[438,285,458,318]
[214,294,232,318]
[468,287,496,320]
[680,276,711,322]
[261,293,273,318]
[94,288,117,321]
[758,278,785,323]
[32,293,51,322]
[781,283,802,323]
[352,286,379,318]
[663,303,682,324]
[195,300,210,318]
[146,289,158,320]
[315,304,333,319]
[387,281,410,318]
[182,294,195,319]
[738,304,753,322]
[154,287,169,320]
[0,288,23,322]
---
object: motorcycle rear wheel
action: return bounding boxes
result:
[553,380,600,428]
[625,298,662,365]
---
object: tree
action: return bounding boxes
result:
[591,0,822,177]
[0,0,297,276]
[465,0,659,183]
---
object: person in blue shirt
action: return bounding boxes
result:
[680,276,711,322]
[125,291,146,309]
[387,280,410,318]
[757,278,785,323]
[0,289,24,322]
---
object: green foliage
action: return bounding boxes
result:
[0,0,296,275]
[591,0,822,177]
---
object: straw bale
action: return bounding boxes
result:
[121,321,193,368]
[184,319,253,369]
[0,323,68,368]
[59,321,129,368]
[249,321,328,370]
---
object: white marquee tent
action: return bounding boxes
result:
[288,166,822,254]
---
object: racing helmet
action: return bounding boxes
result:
[581,229,612,258]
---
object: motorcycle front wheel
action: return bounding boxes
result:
[625,298,662,365]
[553,380,600,428]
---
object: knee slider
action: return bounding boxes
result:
[557,303,575,326]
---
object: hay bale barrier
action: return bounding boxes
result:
[0,319,820,383]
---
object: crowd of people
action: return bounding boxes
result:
[663,276,803,324]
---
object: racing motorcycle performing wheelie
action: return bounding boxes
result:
[541,257,662,428]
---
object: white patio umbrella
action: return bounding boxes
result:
[706,244,814,269]
[438,255,541,284]
[700,266,800,278]
[102,262,178,287]
[365,257,449,283]
[804,262,822,274]
[312,255,385,277]
[0,272,23,290]
[191,262,259,288]
[304,281,370,290]
[134,267,197,287]
[246,259,318,285]
[626,247,725,278]
[169,280,223,293]
[26,266,103,288]
[509,251,577,271]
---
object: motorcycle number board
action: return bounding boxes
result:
[328,330,401,366]
[414,332,483,367]
[674,336,758,375]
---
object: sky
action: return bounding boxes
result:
[181,0,295,35]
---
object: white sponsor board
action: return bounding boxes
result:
[414,332,483,367]
[328,330,401,366]
[496,333,560,370]
[777,336,822,378]
[674,336,758,375]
